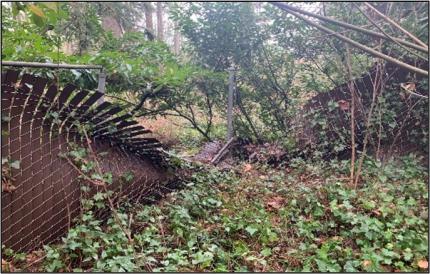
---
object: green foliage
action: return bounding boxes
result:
[2,2,428,272]
[2,2,227,140]
[44,211,134,272]
[3,1,427,146]
[27,155,427,272]
[1,245,27,267]
[171,2,301,141]
[43,143,135,272]
[170,2,262,71]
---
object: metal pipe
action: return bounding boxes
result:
[97,70,106,104]
[227,66,235,140]
[1,61,103,70]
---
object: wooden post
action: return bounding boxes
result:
[227,66,235,140]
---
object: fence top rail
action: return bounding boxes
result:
[1,61,103,70]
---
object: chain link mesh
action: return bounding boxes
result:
[1,70,174,252]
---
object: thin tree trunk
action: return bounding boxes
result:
[156,2,164,41]
[354,62,383,186]
[345,44,356,187]
[173,25,181,54]
[145,2,154,33]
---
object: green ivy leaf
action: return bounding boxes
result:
[261,248,272,257]
[245,226,258,236]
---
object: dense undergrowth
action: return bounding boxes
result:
[2,154,428,272]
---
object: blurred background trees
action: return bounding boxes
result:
[1,2,428,156]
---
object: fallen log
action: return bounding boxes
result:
[211,137,236,165]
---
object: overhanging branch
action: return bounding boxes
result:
[271,2,428,53]
[272,3,429,76]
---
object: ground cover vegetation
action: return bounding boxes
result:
[2,154,428,272]
[1,1,428,272]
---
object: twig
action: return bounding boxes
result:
[104,94,136,107]
[81,126,133,243]
[63,156,105,186]
[211,137,236,165]
[128,213,133,232]
[401,87,429,99]
[23,255,47,269]
[309,21,388,40]
[386,99,423,157]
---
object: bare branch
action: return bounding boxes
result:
[353,3,428,61]
[272,4,429,76]
[271,2,428,53]
[364,2,428,49]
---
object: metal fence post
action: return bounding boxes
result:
[227,66,235,141]
[97,69,106,104]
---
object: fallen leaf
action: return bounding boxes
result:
[243,163,252,173]
[314,237,325,244]
[338,99,350,111]
[2,182,17,193]
[221,208,231,214]
[2,258,14,272]
[92,180,106,187]
[271,216,281,225]
[372,209,381,216]
[204,224,218,232]
[401,82,416,92]
[25,251,42,264]
[266,196,284,210]
[418,260,428,269]
[362,260,372,267]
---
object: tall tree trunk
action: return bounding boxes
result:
[173,24,181,54]
[156,2,164,41]
[145,2,154,33]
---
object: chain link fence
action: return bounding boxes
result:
[297,62,428,162]
[1,70,175,252]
